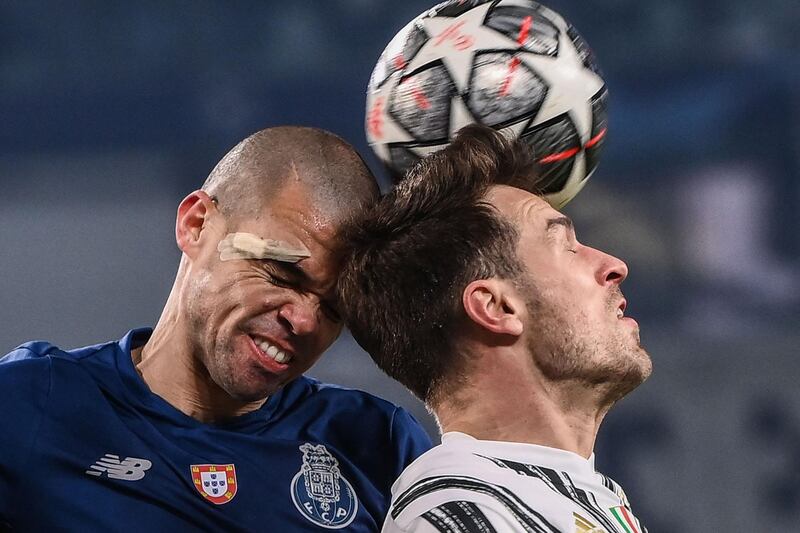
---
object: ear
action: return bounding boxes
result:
[462,279,524,337]
[175,190,218,257]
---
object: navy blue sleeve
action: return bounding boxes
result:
[0,348,52,521]
[389,407,433,478]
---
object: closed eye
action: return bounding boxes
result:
[259,261,340,322]
[265,272,295,288]
[258,262,301,289]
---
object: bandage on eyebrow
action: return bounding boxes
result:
[218,232,310,263]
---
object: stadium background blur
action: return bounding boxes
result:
[1,2,798,531]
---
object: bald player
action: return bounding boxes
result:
[0,126,432,531]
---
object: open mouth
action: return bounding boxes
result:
[249,335,293,365]
[616,299,627,319]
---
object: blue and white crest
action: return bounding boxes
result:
[290,443,358,529]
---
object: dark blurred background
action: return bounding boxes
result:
[2,1,799,531]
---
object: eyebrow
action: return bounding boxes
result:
[545,216,574,236]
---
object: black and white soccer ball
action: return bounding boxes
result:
[365,0,607,208]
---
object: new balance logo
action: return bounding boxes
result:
[86,454,152,481]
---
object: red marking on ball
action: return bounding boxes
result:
[585,127,607,148]
[539,147,581,164]
[517,15,533,45]
[539,127,607,163]
[434,21,475,50]
[499,56,522,97]
[367,98,385,138]
[410,87,431,110]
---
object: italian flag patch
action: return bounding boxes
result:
[609,505,642,533]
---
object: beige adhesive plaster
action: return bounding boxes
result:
[217,232,310,263]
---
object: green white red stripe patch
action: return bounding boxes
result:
[609,505,641,533]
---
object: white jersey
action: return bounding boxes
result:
[384,432,646,533]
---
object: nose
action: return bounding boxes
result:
[277,295,321,336]
[594,249,628,286]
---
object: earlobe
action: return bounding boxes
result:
[175,190,216,256]
[462,280,524,337]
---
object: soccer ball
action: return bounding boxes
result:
[365,0,607,208]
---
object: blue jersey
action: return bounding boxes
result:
[0,329,432,532]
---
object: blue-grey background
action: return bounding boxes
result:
[2,1,799,531]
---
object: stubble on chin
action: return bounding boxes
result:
[526,303,651,401]
[203,338,262,402]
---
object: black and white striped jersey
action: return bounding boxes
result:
[384,432,646,533]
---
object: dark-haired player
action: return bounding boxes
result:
[339,125,651,533]
[0,126,431,531]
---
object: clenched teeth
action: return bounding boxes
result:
[616,308,624,318]
[254,337,292,364]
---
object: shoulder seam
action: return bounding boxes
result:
[8,343,76,363]
[5,346,42,360]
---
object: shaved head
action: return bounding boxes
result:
[202,126,378,225]
[164,126,380,406]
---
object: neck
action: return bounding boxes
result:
[436,350,611,459]
[133,275,266,424]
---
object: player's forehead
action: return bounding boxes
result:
[485,185,557,230]
[229,183,342,284]
[239,180,335,239]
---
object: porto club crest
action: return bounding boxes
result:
[291,443,358,529]
[191,464,238,505]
